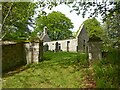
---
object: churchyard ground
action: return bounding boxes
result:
[2,51,95,88]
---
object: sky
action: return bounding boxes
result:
[31,1,114,32]
[42,3,103,32]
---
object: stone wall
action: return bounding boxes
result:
[24,41,43,63]
[43,24,89,53]
[2,41,43,73]
[77,25,89,52]
[88,42,102,60]
[2,42,27,73]
[44,39,77,52]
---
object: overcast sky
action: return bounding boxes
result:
[31,0,114,33]
[43,3,103,32]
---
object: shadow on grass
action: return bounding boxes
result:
[2,64,31,78]
[3,52,89,78]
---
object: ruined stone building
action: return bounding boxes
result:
[41,24,89,52]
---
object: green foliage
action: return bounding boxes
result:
[83,17,104,38]
[35,11,74,40]
[35,1,119,49]
[35,1,120,20]
[103,12,120,49]
[69,1,120,19]
[93,49,120,88]
[2,1,119,43]
[2,2,35,41]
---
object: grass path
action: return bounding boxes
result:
[2,52,94,88]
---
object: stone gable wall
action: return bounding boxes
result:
[77,27,89,52]
[43,24,89,53]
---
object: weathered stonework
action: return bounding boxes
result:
[43,39,77,52]
[88,36,102,60]
[42,24,89,52]
[2,42,27,73]
[2,40,43,73]
[39,27,51,42]
[24,41,43,64]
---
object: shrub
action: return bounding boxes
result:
[93,49,120,88]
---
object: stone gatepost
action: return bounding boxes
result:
[24,42,32,64]
[24,40,43,64]
[88,35,102,60]
[32,41,40,63]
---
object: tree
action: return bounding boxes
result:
[83,17,104,38]
[102,12,120,50]
[35,1,120,18]
[35,11,74,40]
[34,1,120,43]
[2,1,120,43]
[2,2,35,41]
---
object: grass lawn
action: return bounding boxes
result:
[2,51,89,88]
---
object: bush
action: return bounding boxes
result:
[93,49,120,88]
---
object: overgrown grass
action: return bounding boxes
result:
[2,51,88,88]
[93,49,120,88]
[3,50,119,88]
